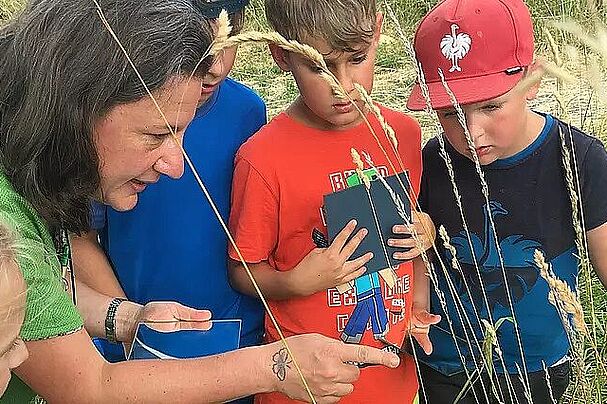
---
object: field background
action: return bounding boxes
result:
[1,0,606,403]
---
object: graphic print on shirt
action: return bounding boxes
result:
[446,201,542,315]
[328,166,389,192]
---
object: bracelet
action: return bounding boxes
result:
[105,297,127,343]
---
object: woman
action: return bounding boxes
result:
[0,0,399,402]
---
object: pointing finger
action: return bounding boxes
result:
[339,344,400,368]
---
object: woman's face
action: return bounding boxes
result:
[0,261,28,396]
[94,77,202,211]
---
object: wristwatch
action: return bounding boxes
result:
[105,297,127,343]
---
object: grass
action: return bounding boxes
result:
[1,0,606,402]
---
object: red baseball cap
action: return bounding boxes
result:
[407,0,535,111]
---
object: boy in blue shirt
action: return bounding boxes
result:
[407,0,607,402]
[73,0,265,367]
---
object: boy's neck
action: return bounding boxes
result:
[511,110,547,156]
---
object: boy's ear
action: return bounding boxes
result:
[524,60,542,100]
[268,43,291,72]
[374,12,384,42]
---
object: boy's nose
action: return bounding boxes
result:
[154,136,185,179]
[333,68,354,95]
[207,54,224,78]
[464,113,485,144]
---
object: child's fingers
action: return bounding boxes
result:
[416,310,441,325]
[339,227,368,259]
[344,252,373,273]
[387,237,417,249]
[329,219,358,251]
[341,265,367,284]
[393,247,421,261]
[392,224,413,235]
[393,223,426,236]
[412,331,433,355]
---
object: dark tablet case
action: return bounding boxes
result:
[323,172,411,274]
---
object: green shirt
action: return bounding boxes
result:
[0,173,83,403]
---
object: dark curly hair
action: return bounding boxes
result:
[0,0,213,234]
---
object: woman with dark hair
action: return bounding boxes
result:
[0,0,399,402]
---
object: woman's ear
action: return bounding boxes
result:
[268,43,291,72]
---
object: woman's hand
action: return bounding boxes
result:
[119,300,212,342]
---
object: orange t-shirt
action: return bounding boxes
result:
[229,106,422,403]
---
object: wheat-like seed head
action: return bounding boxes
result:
[438,225,460,271]
[533,250,587,335]
[209,10,232,56]
[353,83,398,149]
[351,148,370,189]
[211,31,346,99]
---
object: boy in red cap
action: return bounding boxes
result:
[408,0,607,402]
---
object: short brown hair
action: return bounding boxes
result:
[265,0,376,52]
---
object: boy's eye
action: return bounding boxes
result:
[351,54,368,64]
[308,64,325,74]
[441,110,457,118]
[482,104,500,112]
[9,340,20,352]
[2,339,21,356]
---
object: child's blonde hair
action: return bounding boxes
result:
[264,0,377,52]
[0,220,26,328]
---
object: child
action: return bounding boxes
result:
[407,0,607,402]
[73,0,266,366]
[0,221,28,397]
[228,0,437,402]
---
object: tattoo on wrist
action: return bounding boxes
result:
[272,348,292,381]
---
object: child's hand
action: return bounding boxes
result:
[409,309,441,355]
[388,211,436,261]
[290,220,372,296]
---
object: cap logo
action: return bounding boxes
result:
[440,24,472,72]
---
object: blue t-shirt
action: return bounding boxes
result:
[419,114,607,376]
[93,78,266,361]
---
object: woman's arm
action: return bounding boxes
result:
[72,230,126,298]
[16,329,400,403]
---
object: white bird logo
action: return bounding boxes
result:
[440,24,472,72]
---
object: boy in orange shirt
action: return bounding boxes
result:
[228,0,439,402]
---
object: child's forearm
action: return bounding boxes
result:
[228,259,302,300]
[412,256,431,310]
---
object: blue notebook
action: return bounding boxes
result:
[323,171,412,274]
[128,319,242,360]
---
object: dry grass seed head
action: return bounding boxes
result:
[209,10,232,55]
[350,148,370,188]
[533,250,587,335]
[353,83,398,149]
